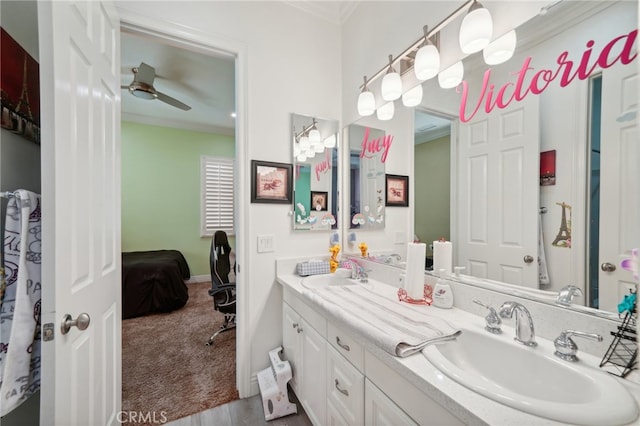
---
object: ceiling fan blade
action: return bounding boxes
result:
[156,91,191,111]
[135,62,156,85]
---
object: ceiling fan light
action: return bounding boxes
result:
[483,30,517,65]
[324,134,337,148]
[376,101,395,121]
[402,84,423,107]
[459,2,493,54]
[438,61,464,89]
[381,72,402,101]
[414,44,440,81]
[129,86,157,100]
[357,90,376,116]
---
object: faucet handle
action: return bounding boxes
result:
[554,330,603,362]
[473,300,502,334]
[556,285,583,306]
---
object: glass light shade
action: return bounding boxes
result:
[299,136,310,150]
[357,90,375,116]
[313,142,325,153]
[376,101,395,121]
[324,134,336,148]
[459,6,493,54]
[438,61,464,89]
[309,128,321,144]
[414,44,440,81]
[381,72,402,101]
[296,153,307,162]
[483,30,517,65]
[402,84,423,107]
[305,149,316,158]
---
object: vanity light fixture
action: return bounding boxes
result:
[357,76,376,116]
[323,134,336,148]
[308,119,321,144]
[381,55,402,101]
[414,26,440,81]
[299,134,310,151]
[376,101,395,121]
[402,84,423,107]
[356,0,515,118]
[438,61,464,89]
[459,0,493,54]
[483,29,517,65]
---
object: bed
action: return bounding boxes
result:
[121,250,191,319]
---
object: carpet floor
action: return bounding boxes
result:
[122,281,239,425]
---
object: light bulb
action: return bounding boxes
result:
[483,30,517,65]
[324,134,336,148]
[381,72,402,101]
[414,44,440,81]
[376,101,395,121]
[438,61,464,89]
[357,90,375,116]
[459,2,493,54]
[402,84,423,107]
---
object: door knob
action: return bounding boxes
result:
[601,262,617,272]
[524,255,534,264]
[61,313,91,335]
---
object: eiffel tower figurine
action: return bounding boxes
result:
[552,202,572,246]
[15,54,34,121]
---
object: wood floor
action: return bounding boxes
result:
[166,387,312,426]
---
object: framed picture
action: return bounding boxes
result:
[0,28,41,144]
[385,174,409,207]
[251,160,293,204]
[540,150,556,186]
[311,191,328,211]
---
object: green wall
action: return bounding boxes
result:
[121,121,234,276]
[414,135,450,248]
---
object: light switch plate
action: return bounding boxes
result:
[257,235,275,253]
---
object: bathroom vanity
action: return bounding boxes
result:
[276,257,640,426]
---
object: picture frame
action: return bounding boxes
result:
[385,174,409,207]
[310,191,328,211]
[540,150,556,186]
[251,160,293,204]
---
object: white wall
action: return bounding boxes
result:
[115,0,342,395]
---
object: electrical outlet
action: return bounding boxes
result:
[257,235,275,253]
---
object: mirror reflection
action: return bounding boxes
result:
[291,113,339,231]
[347,1,638,316]
[346,124,387,229]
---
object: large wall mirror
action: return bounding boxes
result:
[291,113,340,231]
[345,123,387,230]
[355,0,639,318]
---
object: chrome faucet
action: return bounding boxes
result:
[499,301,537,347]
[473,300,502,334]
[554,330,603,362]
[343,259,368,283]
[556,285,583,306]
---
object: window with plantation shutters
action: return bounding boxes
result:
[201,156,234,236]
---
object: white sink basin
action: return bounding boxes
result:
[301,273,369,289]
[422,326,639,425]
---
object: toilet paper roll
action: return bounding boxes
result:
[433,240,452,276]
[406,242,426,299]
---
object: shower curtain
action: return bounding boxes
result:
[0,190,42,416]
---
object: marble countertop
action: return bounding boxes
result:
[276,270,640,426]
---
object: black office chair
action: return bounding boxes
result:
[206,230,236,346]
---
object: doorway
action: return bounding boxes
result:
[119,23,241,421]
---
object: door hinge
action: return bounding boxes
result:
[43,323,54,341]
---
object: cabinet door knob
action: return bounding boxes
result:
[292,322,299,329]
[297,326,303,333]
[336,336,351,351]
[334,379,349,396]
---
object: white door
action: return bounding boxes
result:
[38,1,121,425]
[598,62,639,312]
[457,96,540,287]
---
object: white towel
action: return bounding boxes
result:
[302,285,460,357]
[538,214,550,287]
[0,190,42,416]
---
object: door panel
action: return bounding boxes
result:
[39,1,121,424]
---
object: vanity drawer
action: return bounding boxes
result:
[328,322,364,372]
[327,345,364,425]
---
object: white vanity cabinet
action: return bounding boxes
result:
[365,379,418,426]
[282,301,327,425]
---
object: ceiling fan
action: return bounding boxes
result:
[121,62,191,111]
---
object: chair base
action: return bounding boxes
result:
[205,316,236,346]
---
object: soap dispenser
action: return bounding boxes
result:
[433,269,454,309]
